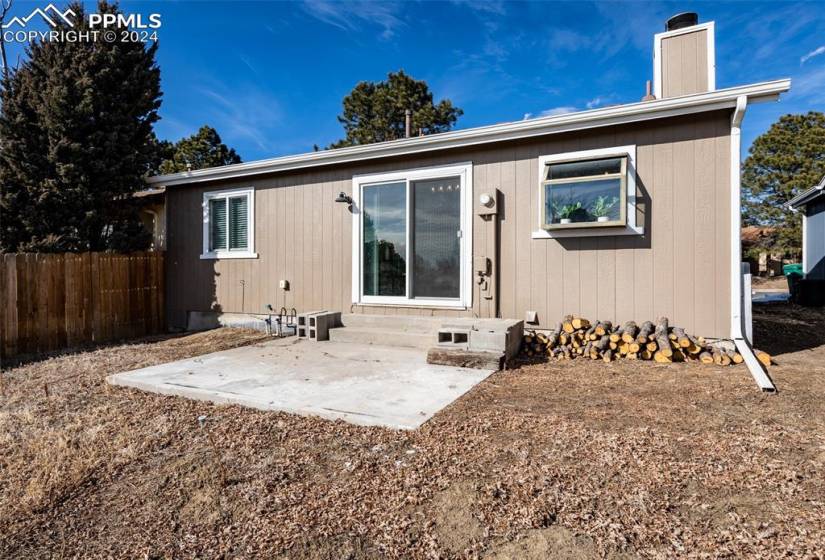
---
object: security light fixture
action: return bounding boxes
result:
[479,193,495,208]
[335,192,353,204]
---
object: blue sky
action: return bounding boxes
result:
[5,1,825,162]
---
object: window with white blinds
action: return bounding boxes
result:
[209,198,227,251]
[228,196,248,250]
[202,188,256,259]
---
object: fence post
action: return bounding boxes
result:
[1,255,19,362]
[0,251,166,359]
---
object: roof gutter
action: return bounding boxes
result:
[787,176,825,209]
[730,95,776,392]
[147,79,790,188]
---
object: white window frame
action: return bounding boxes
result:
[532,145,644,239]
[351,162,473,309]
[201,186,258,259]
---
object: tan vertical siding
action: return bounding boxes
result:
[514,145,533,320]
[652,124,675,322]
[714,118,732,335]
[498,148,516,319]
[165,111,732,338]
[633,128,655,323]
[673,122,696,329]
[661,28,709,98]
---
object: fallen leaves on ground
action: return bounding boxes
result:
[1,309,824,559]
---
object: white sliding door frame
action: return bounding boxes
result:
[351,161,473,309]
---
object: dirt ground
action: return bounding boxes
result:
[1,304,824,559]
[751,275,790,291]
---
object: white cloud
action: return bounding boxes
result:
[793,64,825,103]
[544,2,666,65]
[238,54,259,76]
[301,0,403,40]
[548,29,590,52]
[592,2,668,55]
[525,101,613,120]
[197,85,282,153]
[537,106,577,118]
[733,6,818,62]
[586,97,604,109]
[450,0,506,15]
[801,45,825,65]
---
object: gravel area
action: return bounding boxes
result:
[1,308,824,559]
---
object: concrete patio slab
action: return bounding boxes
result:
[107,338,495,429]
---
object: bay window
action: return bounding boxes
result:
[534,145,643,238]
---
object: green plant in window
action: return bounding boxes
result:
[557,201,582,220]
[589,196,619,219]
[549,200,560,221]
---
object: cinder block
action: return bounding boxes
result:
[297,310,327,327]
[297,310,327,338]
[437,328,470,348]
[464,319,524,361]
[469,329,507,352]
[452,331,469,344]
[307,311,342,341]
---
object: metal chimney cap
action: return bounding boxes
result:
[666,12,698,31]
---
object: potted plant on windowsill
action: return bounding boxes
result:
[589,196,619,223]
[557,202,582,224]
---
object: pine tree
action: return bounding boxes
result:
[157,125,241,174]
[742,112,825,255]
[0,1,161,252]
[330,70,462,148]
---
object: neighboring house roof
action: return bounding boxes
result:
[741,226,777,248]
[147,79,790,188]
[788,175,825,209]
[134,186,166,199]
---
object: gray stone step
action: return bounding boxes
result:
[328,326,434,349]
[340,313,446,334]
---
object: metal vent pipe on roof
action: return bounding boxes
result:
[666,12,698,31]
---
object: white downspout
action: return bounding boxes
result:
[730,95,776,392]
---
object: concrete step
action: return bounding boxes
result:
[328,326,434,349]
[340,313,446,334]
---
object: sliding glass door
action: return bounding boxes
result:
[411,177,461,299]
[362,182,406,297]
[355,163,470,308]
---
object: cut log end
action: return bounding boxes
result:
[755,350,772,367]
[653,351,672,363]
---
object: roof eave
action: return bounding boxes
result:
[788,187,824,209]
[148,78,791,188]
[788,175,825,209]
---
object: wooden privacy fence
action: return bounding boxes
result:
[0,252,165,362]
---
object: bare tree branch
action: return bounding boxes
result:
[0,0,13,83]
[0,0,12,82]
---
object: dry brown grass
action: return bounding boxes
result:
[1,309,824,559]
[0,330,268,525]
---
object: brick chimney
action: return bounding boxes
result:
[653,13,716,99]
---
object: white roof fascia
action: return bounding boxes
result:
[148,79,790,187]
[788,175,825,209]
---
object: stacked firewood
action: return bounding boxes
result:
[521,316,772,367]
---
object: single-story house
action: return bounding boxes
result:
[147,14,789,390]
[135,186,166,250]
[789,175,825,280]
[741,226,786,277]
